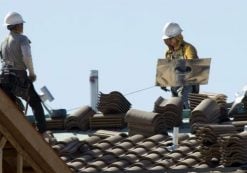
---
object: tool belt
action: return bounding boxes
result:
[0,69,30,100]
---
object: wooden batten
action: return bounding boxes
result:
[0,89,72,173]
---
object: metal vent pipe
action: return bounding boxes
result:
[90,70,98,111]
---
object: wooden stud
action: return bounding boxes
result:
[0,136,7,173]
[17,154,23,173]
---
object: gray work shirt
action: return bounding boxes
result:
[0,31,31,71]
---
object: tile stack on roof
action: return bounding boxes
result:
[189,93,208,110]
[89,113,126,129]
[97,91,131,114]
[223,120,247,132]
[189,92,228,116]
[46,118,65,130]
[190,98,223,129]
[89,91,131,129]
[196,124,238,145]
[125,109,168,137]
[232,113,247,121]
[46,109,67,130]
[195,124,238,166]
[64,106,96,130]
[153,96,183,128]
[220,131,247,167]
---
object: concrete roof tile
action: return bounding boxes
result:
[100,134,125,145]
[143,134,169,143]
[92,142,112,150]
[127,147,147,156]
[140,152,163,161]
[153,158,175,169]
[50,125,247,172]
[105,147,125,156]
[111,141,134,151]
[121,134,145,144]
[136,141,156,150]
[107,159,131,170]
[67,160,85,171]
[97,154,118,165]
[83,148,103,159]
[131,159,154,169]
[78,166,99,173]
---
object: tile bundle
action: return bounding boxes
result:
[64,106,96,130]
[125,109,167,137]
[153,96,183,128]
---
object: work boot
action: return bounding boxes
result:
[42,131,57,145]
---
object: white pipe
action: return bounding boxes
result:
[173,127,179,149]
[90,70,99,111]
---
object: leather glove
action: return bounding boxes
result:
[29,73,37,82]
[161,87,170,92]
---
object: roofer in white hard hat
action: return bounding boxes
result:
[161,22,199,109]
[0,12,52,141]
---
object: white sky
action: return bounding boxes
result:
[1,1,247,113]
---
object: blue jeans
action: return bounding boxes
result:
[171,85,193,109]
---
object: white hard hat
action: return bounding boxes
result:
[162,22,183,40]
[4,12,25,26]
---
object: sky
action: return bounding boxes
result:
[1,1,247,114]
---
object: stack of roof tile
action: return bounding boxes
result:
[189,93,208,110]
[220,131,247,167]
[46,118,65,130]
[233,113,247,121]
[195,124,238,165]
[221,120,247,132]
[46,109,67,130]
[89,113,126,129]
[125,109,168,137]
[190,98,222,127]
[89,91,131,129]
[189,92,227,112]
[64,106,96,130]
[153,96,183,128]
[195,124,238,146]
[97,91,131,114]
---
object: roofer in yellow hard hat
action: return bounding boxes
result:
[0,12,52,141]
[161,22,199,109]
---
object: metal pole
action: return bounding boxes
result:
[90,70,99,111]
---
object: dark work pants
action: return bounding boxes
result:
[0,78,47,133]
[26,84,47,133]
